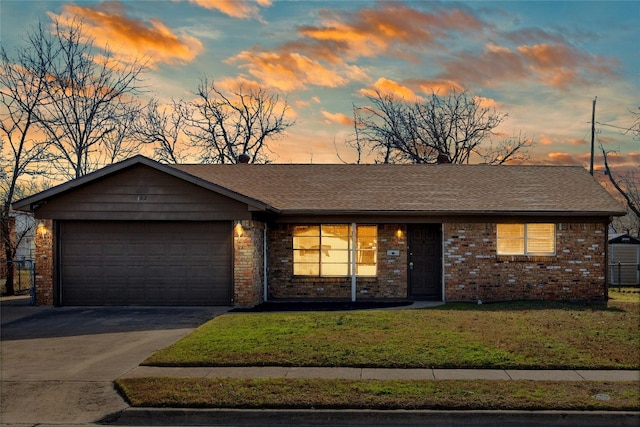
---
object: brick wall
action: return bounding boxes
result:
[233,220,265,307]
[30,218,610,307]
[34,219,54,305]
[267,223,408,300]
[443,221,608,302]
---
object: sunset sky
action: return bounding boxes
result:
[1,0,638,169]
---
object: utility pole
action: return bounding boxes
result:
[590,96,597,175]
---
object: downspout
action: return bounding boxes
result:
[263,224,268,302]
[441,224,446,302]
[604,220,609,301]
[351,222,357,302]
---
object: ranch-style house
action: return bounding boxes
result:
[12,155,625,307]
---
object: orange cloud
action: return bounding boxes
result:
[226,5,484,93]
[295,100,311,108]
[518,44,574,67]
[545,152,584,165]
[216,75,263,93]
[52,4,203,68]
[600,150,638,168]
[539,135,553,146]
[538,135,587,146]
[298,5,483,61]
[321,110,353,126]
[439,41,617,90]
[358,78,476,104]
[413,79,465,96]
[227,50,367,91]
[438,44,528,88]
[294,96,321,109]
[359,78,423,102]
[187,0,271,20]
[280,39,346,65]
[473,96,499,109]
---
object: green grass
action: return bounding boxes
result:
[609,287,640,302]
[116,378,640,411]
[124,298,640,411]
[144,299,640,369]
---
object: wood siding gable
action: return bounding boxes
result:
[34,164,253,221]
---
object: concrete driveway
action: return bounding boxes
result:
[0,298,228,425]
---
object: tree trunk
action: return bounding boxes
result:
[1,216,15,296]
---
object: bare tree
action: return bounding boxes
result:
[0,23,54,295]
[601,145,640,235]
[336,103,376,164]
[631,107,640,140]
[98,106,140,165]
[186,79,294,164]
[353,89,532,164]
[135,99,191,164]
[36,19,146,179]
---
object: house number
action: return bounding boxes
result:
[136,195,147,201]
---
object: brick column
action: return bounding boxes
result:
[233,220,265,307]
[34,219,54,305]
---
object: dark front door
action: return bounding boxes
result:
[408,224,442,300]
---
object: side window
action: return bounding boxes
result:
[497,223,555,256]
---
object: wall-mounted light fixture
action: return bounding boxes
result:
[396,228,403,239]
[36,221,48,239]
[234,223,244,237]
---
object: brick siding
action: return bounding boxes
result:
[31,218,610,307]
[443,221,608,302]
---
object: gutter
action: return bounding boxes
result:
[274,209,627,217]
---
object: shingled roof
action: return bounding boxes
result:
[173,163,625,216]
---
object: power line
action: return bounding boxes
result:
[596,121,639,134]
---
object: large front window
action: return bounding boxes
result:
[497,223,555,256]
[293,225,377,276]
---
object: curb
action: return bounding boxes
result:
[105,408,640,426]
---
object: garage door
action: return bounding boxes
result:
[59,221,232,306]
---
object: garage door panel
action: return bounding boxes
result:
[167,244,188,255]
[60,221,232,306]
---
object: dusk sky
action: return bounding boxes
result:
[1,0,638,169]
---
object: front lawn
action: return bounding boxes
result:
[144,299,640,369]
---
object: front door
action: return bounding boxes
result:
[408,224,442,300]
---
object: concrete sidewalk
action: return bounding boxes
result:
[122,365,640,382]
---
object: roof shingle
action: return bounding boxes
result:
[173,163,625,216]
